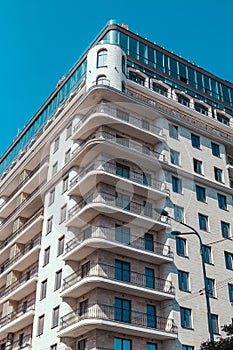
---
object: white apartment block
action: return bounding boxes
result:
[0,20,233,350]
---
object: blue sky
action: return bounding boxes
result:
[0,0,232,157]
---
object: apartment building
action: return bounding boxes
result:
[0,20,232,350]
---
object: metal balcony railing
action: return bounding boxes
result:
[69,160,169,194]
[62,263,174,295]
[60,303,177,334]
[65,226,172,258]
[0,298,35,327]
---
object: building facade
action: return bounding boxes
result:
[0,20,233,350]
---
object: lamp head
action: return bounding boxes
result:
[155,208,169,216]
[171,230,182,236]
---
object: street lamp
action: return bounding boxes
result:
[157,208,214,343]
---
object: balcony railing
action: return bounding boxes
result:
[9,334,31,349]
[69,160,169,194]
[60,303,177,334]
[0,236,41,274]
[73,103,164,139]
[62,263,174,295]
[65,226,172,258]
[0,298,35,327]
[0,265,38,299]
[71,128,166,163]
[0,208,43,251]
[67,191,170,225]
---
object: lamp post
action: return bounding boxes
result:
[158,209,214,343]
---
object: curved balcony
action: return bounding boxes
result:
[63,226,172,264]
[61,263,174,300]
[72,103,165,144]
[68,160,169,199]
[0,299,35,341]
[68,128,166,170]
[58,303,177,339]
[66,191,170,230]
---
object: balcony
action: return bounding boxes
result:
[66,191,170,230]
[61,263,174,300]
[0,266,38,304]
[58,303,177,339]
[227,154,233,176]
[63,226,172,264]
[7,334,32,350]
[0,299,35,340]
[72,103,165,144]
[68,128,166,170]
[68,160,169,200]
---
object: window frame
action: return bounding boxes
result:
[97,49,108,68]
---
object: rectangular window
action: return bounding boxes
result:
[206,278,215,298]
[198,213,208,231]
[221,221,230,238]
[40,279,47,300]
[194,101,208,115]
[116,192,130,210]
[225,252,233,270]
[19,333,24,347]
[115,260,130,282]
[115,225,130,244]
[37,315,45,335]
[178,270,189,292]
[211,314,219,334]
[169,124,178,139]
[52,162,58,176]
[174,205,184,222]
[51,345,58,350]
[176,237,187,257]
[191,133,200,149]
[81,261,90,278]
[211,142,220,157]
[66,123,72,139]
[172,176,182,193]
[147,304,156,328]
[202,245,212,264]
[44,247,50,266]
[143,172,152,186]
[62,176,69,192]
[144,233,154,251]
[145,267,155,289]
[49,188,55,205]
[193,158,202,174]
[79,299,88,316]
[182,346,194,350]
[65,148,71,163]
[180,307,192,328]
[53,137,60,153]
[52,306,59,328]
[97,49,107,67]
[54,269,62,290]
[144,201,152,217]
[217,193,227,210]
[116,109,129,122]
[46,216,53,234]
[170,149,180,165]
[116,162,130,179]
[228,284,233,303]
[147,344,157,350]
[57,235,65,256]
[196,185,206,202]
[78,339,87,350]
[214,167,223,182]
[60,205,67,223]
[114,338,131,350]
[114,298,131,323]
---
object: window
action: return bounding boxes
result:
[202,245,212,264]
[114,298,131,323]
[193,158,202,174]
[115,225,130,244]
[182,346,194,350]
[46,216,53,234]
[51,345,58,350]
[225,252,233,270]
[142,119,150,130]
[147,304,156,328]
[37,315,45,335]
[217,113,229,126]
[116,134,129,147]
[40,279,47,300]
[221,221,230,238]
[60,205,67,223]
[145,267,155,288]
[169,124,178,139]
[57,235,65,256]
[19,333,24,347]
[79,299,88,316]
[214,167,223,182]
[52,162,58,176]
[198,213,208,231]
[176,237,187,257]
[49,188,55,205]
[54,269,62,290]
[191,133,200,149]
[196,185,206,202]
[81,261,90,278]
[96,74,108,85]
[62,176,69,192]
[53,137,59,153]
[177,93,190,107]
[178,270,189,292]
[116,109,129,122]
[211,142,220,157]
[43,247,50,266]
[116,163,130,179]
[172,176,182,193]
[66,123,72,139]
[228,284,233,303]
[147,344,157,350]
[152,82,168,97]
[114,338,131,350]
[194,102,208,115]
[180,307,192,328]
[143,172,152,186]
[65,148,71,163]
[170,149,180,165]
[122,56,126,74]
[144,201,152,217]
[129,71,145,86]
[115,260,130,282]
[211,314,219,334]
[144,233,154,251]
[206,278,215,298]
[52,306,59,328]
[97,49,107,67]
[217,193,227,210]
[174,205,184,222]
[78,339,87,350]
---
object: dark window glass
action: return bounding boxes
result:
[129,71,144,86]
[211,314,219,334]
[182,346,194,350]
[170,58,178,79]
[78,339,88,350]
[193,159,202,174]
[114,337,131,350]
[191,133,200,149]
[228,284,233,303]
[178,270,189,291]
[214,167,223,182]
[198,214,208,231]
[144,233,154,251]
[225,252,233,270]
[176,237,187,257]
[114,298,131,323]
[115,260,130,282]
[115,225,130,244]
[147,344,157,350]
[152,82,168,96]
[79,300,88,316]
[206,278,215,298]
[217,113,229,126]
[180,307,192,328]
[172,176,182,193]
[147,305,156,328]
[169,124,178,139]
[194,102,208,115]
[217,193,227,210]
[221,221,230,238]
[116,163,130,179]
[177,93,189,106]
[170,150,180,165]
[81,261,90,278]
[211,142,220,157]
[145,267,155,288]
[202,245,212,264]
[196,185,206,202]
